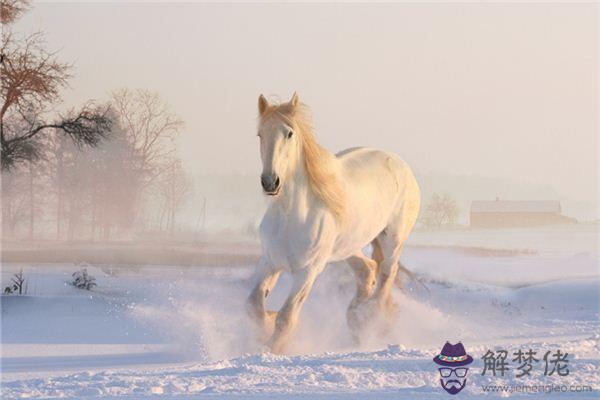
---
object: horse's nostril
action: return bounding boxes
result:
[261,174,279,192]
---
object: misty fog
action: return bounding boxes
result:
[2,1,597,241]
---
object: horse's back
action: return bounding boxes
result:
[333,146,420,257]
[335,146,366,158]
[336,146,414,184]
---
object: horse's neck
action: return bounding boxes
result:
[275,162,312,215]
[274,144,340,220]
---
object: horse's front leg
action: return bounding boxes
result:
[246,258,282,339]
[268,267,320,354]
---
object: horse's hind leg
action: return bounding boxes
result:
[346,252,377,341]
[373,221,415,313]
[348,252,378,303]
[372,186,420,312]
[373,236,404,313]
[247,258,282,339]
[372,238,384,266]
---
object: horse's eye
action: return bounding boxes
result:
[287,130,293,139]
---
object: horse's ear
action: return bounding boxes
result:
[290,92,299,108]
[258,94,268,115]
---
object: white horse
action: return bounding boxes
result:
[247,93,420,353]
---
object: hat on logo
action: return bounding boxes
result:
[433,342,473,367]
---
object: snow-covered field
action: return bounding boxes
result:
[1,225,599,398]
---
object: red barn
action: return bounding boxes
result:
[470,200,575,228]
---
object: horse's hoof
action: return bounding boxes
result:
[347,296,399,336]
[385,299,399,313]
[347,299,378,343]
[268,336,288,354]
[248,310,278,343]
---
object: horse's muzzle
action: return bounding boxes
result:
[261,174,280,195]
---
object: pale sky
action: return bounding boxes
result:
[14,1,598,202]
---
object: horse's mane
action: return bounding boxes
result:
[260,102,346,222]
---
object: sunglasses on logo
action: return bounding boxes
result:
[438,367,468,378]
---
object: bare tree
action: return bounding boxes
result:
[156,159,190,235]
[423,193,460,228]
[46,114,139,241]
[0,133,49,239]
[110,88,183,188]
[1,1,186,240]
[0,0,29,25]
[0,7,112,170]
[4,269,26,294]
[86,118,139,240]
[1,163,29,237]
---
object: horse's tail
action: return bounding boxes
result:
[396,260,429,294]
[372,238,428,294]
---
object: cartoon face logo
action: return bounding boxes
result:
[438,366,469,394]
[433,342,473,395]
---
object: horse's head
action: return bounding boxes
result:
[256,92,302,196]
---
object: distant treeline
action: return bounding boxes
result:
[1,1,192,240]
